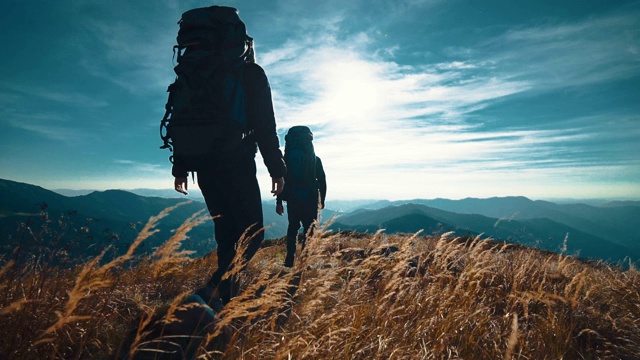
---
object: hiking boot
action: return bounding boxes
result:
[207,297,224,313]
[195,284,224,312]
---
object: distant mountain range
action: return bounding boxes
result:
[2,178,638,265]
[54,188,380,213]
[329,199,640,264]
[0,179,296,263]
[344,197,640,250]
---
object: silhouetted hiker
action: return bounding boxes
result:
[160,6,285,307]
[276,126,327,267]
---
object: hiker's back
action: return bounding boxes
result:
[283,126,318,203]
[160,6,256,173]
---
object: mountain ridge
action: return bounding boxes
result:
[349,197,640,250]
[2,178,637,265]
[0,179,292,262]
[331,202,639,264]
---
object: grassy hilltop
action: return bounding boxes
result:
[1,205,639,359]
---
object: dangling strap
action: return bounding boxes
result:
[159,81,176,152]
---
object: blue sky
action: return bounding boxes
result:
[1,0,639,200]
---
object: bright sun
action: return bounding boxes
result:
[316,59,386,121]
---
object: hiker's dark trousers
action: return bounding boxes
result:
[286,199,318,258]
[198,158,264,303]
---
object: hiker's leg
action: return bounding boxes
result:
[197,158,265,301]
[198,170,236,289]
[195,168,237,306]
[300,203,318,249]
[217,159,264,301]
[285,201,302,266]
[227,159,264,263]
[211,219,236,304]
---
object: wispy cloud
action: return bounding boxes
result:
[72,3,177,95]
[12,123,80,143]
[484,13,640,89]
[114,159,165,175]
[257,8,640,199]
[262,35,528,173]
[1,83,108,108]
[0,84,105,142]
[0,107,92,143]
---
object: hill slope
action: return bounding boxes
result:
[3,226,639,359]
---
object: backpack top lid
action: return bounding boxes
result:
[285,125,313,142]
[177,6,252,60]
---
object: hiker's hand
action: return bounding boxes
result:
[271,177,284,196]
[320,202,325,210]
[174,177,188,195]
[276,202,284,215]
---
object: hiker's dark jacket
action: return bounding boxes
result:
[176,61,285,304]
[171,62,286,179]
[277,156,327,206]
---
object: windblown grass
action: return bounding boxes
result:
[0,202,215,358]
[1,206,639,359]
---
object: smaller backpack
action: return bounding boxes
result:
[284,126,316,192]
[159,6,254,172]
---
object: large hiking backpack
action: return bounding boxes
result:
[284,126,317,193]
[159,6,255,172]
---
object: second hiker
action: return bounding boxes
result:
[276,126,327,267]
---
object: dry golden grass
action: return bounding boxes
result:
[1,206,639,359]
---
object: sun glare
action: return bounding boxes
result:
[316,60,385,121]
